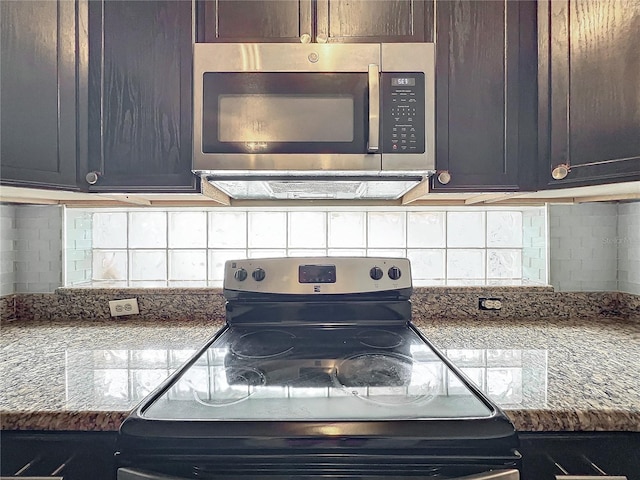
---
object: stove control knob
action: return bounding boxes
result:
[388,266,402,280]
[252,268,266,282]
[369,266,383,281]
[234,268,247,281]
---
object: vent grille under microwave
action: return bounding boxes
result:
[207,176,424,200]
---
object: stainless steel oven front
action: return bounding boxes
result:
[116,257,521,480]
[192,42,435,177]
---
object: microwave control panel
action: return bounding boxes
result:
[381,72,426,154]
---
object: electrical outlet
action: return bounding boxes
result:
[479,297,502,310]
[109,298,139,317]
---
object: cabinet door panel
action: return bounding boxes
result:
[433,0,535,191]
[199,0,312,43]
[570,1,640,164]
[87,1,197,192]
[540,0,640,187]
[318,0,430,42]
[0,1,78,189]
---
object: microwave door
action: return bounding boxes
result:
[197,71,379,171]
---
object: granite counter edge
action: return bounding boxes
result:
[2,409,638,433]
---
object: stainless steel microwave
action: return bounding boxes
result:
[192,43,435,200]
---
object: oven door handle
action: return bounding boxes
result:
[118,467,188,480]
[367,63,380,153]
[453,469,520,480]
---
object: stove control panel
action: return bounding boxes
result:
[224,257,411,294]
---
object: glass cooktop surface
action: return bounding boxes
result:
[142,325,493,421]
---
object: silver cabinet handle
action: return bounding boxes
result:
[367,63,380,153]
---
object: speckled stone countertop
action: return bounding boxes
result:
[2,314,638,432]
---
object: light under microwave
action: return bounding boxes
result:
[192,43,435,200]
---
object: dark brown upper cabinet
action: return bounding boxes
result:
[538,0,640,188]
[198,0,433,43]
[85,0,198,192]
[431,0,538,192]
[0,1,80,190]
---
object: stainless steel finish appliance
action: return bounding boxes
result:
[116,257,522,479]
[193,43,435,200]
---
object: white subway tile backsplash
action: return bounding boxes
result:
[129,212,167,248]
[328,212,366,248]
[130,250,167,281]
[367,212,406,248]
[366,248,406,258]
[487,212,523,247]
[288,249,327,257]
[617,201,640,294]
[248,249,287,258]
[169,250,207,280]
[548,202,621,292]
[93,251,127,281]
[288,212,326,248]
[168,212,206,248]
[248,212,286,248]
[209,212,247,248]
[406,249,445,280]
[327,249,367,257]
[447,249,485,279]
[407,212,446,248]
[208,250,246,281]
[57,206,552,288]
[487,249,522,278]
[447,212,486,248]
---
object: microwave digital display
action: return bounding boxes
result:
[392,77,416,87]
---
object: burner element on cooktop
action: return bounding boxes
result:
[356,329,405,349]
[231,330,296,359]
[336,353,413,387]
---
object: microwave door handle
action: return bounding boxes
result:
[367,63,380,153]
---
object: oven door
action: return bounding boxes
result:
[118,467,520,479]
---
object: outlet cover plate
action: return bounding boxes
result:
[109,298,139,317]
[479,297,502,310]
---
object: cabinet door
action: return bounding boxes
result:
[199,0,432,44]
[431,0,537,192]
[86,1,197,192]
[316,0,431,43]
[198,0,312,43]
[0,1,79,189]
[539,0,640,188]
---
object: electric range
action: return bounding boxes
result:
[116,257,521,480]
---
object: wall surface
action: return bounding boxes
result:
[0,204,63,294]
[1,202,639,295]
[522,207,548,285]
[0,204,17,296]
[548,201,640,295]
[548,203,618,292]
[618,202,640,294]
